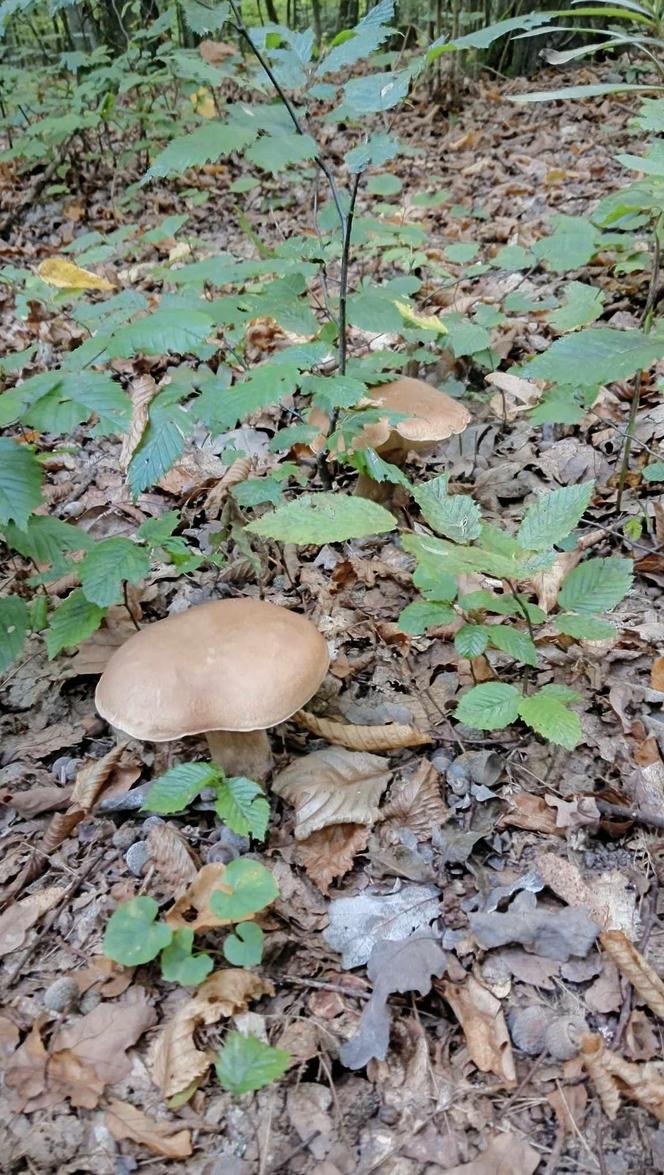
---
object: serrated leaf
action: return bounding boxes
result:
[215,776,270,840]
[302,374,367,412]
[557,556,633,614]
[459,590,546,624]
[246,492,397,544]
[555,614,617,640]
[412,562,457,603]
[210,858,279,920]
[486,624,539,667]
[144,762,222,815]
[403,533,540,581]
[522,328,664,386]
[532,215,599,273]
[108,308,213,357]
[454,624,489,658]
[347,287,403,333]
[454,682,522,730]
[0,438,42,529]
[103,896,172,966]
[518,693,582,750]
[4,515,91,568]
[215,1031,290,1095]
[0,596,29,673]
[398,600,456,635]
[160,927,213,986]
[517,482,594,552]
[146,121,257,180]
[200,366,299,433]
[245,132,318,173]
[539,683,582,703]
[341,69,411,116]
[181,0,230,33]
[79,537,150,607]
[127,393,193,497]
[223,922,264,967]
[547,281,604,332]
[413,477,482,542]
[46,589,106,658]
[345,132,401,173]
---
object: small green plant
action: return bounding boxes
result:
[215,1030,290,1096]
[398,477,633,748]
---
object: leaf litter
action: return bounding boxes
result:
[3,55,664,1175]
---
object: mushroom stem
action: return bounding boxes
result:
[206,729,273,780]
[353,473,393,502]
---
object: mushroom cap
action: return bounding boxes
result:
[359,377,470,452]
[95,599,329,742]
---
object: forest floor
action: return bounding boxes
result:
[2,61,664,1174]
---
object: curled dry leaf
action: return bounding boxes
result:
[41,743,128,856]
[498,793,563,836]
[578,1032,664,1122]
[272,747,391,840]
[106,1099,192,1159]
[0,885,66,957]
[438,974,516,1086]
[151,969,273,1098]
[4,1021,49,1113]
[381,759,450,840]
[203,455,252,518]
[486,371,542,421]
[547,1084,588,1137]
[535,853,639,938]
[600,929,664,1019]
[166,862,234,932]
[147,822,198,896]
[293,709,431,751]
[120,374,158,471]
[296,823,370,893]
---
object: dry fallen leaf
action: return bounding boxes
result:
[486,371,542,420]
[444,1133,540,1175]
[4,1021,49,1112]
[37,257,115,290]
[296,822,370,893]
[535,853,638,938]
[147,822,198,896]
[166,863,234,932]
[151,969,273,1097]
[272,746,391,840]
[106,1099,192,1158]
[651,656,664,691]
[0,885,66,957]
[438,974,516,1085]
[120,374,158,471]
[293,708,431,751]
[381,759,450,839]
[600,929,664,1018]
[41,743,128,856]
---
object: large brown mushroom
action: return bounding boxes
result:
[95,599,329,780]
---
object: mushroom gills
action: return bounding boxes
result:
[206,728,273,780]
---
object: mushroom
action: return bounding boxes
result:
[309,376,470,499]
[95,599,329,780]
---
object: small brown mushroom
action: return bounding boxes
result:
[95,599,329,780]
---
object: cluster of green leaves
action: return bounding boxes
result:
[396,477,633,749]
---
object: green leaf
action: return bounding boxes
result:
[510,83,661,103]
[532,215,599,273]
[215,776,270,840]
[398,600,456,635]
[46,590,106,658]
[350,447,411,489]
[317,0,395,75]
[0,596,29,673]
[146,122,257,180]
[454,624,489,659]
[181,0,230,34]
[223,922,264,967]
[215,1031,290,1096]
[517,482,594,551]
[347,287,403,333]
[539,683,582,703]
[443,314,492,359]
[4,515,91,568]
[245,132,318,173]
[367,173,402,197]
[643,462,664,482]
[246,493,397,544]
[0,438,42,529]
[103,896,172,966]
[302,374,367,412]
[459,590,546,624]
[345,133,401,173]
[413,478,482,542]
[412,562,457,603]
[486,624,539,667]
[127,390,193,497]
[340,69,411,116]
[210,858,279,920]
[518,692,582,750]
[144,761,222,814]
[557,556,633,614]
[200,366,299,433]
[522,328,664,386]
[79,537,150,608]
[455,682,522,731]
[108,308,213,357]
[547,281,604,332]
[555,614,617,640]
[160,927,213,986]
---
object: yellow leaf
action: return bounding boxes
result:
[393,299,447,334]
[37,258,115,291]
[190,87,216,119]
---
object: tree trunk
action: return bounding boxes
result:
[311,0,322,49]
[265,0,279,20]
